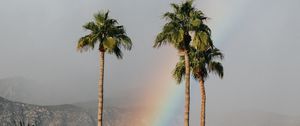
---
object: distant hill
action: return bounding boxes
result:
[74,100,183,126]
[0,96,95,126]
[1,77,299,126]
[0,97,181,126]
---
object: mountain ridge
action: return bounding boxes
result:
[0,96,96,126]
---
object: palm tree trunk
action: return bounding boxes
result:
[98,51,105,126]
[184,50,190,126]
[199,78,206,126]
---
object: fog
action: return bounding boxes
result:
[0,0,300,125]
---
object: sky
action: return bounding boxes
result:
[0,0,300,125]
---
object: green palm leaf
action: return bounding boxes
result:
[77,11,132,59]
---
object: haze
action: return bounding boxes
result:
[0,0,300,125]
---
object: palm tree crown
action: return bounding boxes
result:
[173,47,224,83]
[154,0,212,51]
[77,11,132,58]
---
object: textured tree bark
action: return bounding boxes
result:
[98,51,105,126]
[199,79,206,126]
[184,50,190,126]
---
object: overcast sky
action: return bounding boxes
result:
[1,0,300,125]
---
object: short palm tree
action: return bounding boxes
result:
[77,11,132,126]
[154,1,212,125]
[173,47,224,126]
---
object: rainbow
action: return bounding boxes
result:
[130,58,185,126]
[129,0,250,125]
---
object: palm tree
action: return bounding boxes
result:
[77,11,132,126]
[154,1,211,125]
[173,47,224,126]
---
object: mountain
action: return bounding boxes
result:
[2,77,299,126]
[74,100,183,126]
[0,97,95,126]
[0,77,181,126]
[0,97,175,126]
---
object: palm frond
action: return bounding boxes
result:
[207,48,224,60]
[112,46,123,59]
[117,34,132,50]
[154,32,168,48]
[154,22,184,49]
[83,22,99,32]
[94,12,106,26]
[170,3,180,13]
[208,61,224,78]
[77,34,98,52]
[172,59,185,84]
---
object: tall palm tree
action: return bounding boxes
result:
[173,47,224,126]
[154,1,211,125]
[77,11,132,126]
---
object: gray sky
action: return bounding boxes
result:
[1,0,300,125]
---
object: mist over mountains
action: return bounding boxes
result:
[0,77,182,126]
[208,111,300,126]
[1,97,300,126]
[1,77,300,126]
[0,77,46,105]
